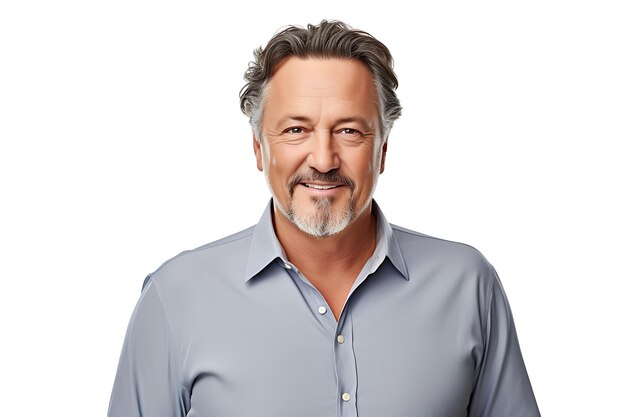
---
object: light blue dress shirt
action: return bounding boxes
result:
[108,199,540,417]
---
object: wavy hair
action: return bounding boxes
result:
[239,20,402,144]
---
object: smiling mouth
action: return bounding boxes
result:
[302,183,343,190]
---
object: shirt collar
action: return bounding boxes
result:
[244,198,409,282]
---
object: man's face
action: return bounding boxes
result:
[253,57,387,238]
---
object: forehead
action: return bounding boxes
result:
[263,57,379,125]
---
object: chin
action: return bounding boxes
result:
[288,197,357,238]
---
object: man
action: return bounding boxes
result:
[108,20,541,417]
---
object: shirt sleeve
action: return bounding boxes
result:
[107,275,188,417]
[468,268,541,417]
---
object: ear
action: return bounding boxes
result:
[379,141,388,174]
[253,135,263,171]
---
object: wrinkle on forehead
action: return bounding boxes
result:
[262,57,379,132]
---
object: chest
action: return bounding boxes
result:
[315,280,354,321]
[178,264,481,417]
[300,267,364,322]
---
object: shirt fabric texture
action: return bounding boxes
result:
[108,198,541,417]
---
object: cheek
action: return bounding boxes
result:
[262,146,280,177]
[343,157,375,196]
[265,150,299,190]
[355,151,376,177]
[271,147,305,174]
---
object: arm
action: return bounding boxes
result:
[468,268,541,417]
[107,275,189,417]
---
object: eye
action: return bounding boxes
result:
[284,127,305,134]
[339,128,361,135]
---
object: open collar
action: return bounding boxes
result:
[244,198,409,282]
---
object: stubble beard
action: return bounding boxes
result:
[286,194,357,238]
[272,172,380,239]
[260,139,381,239]
[265,168,361,238]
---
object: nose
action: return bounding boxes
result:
[307,130,340,173]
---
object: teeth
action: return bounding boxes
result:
[304,184,338,190]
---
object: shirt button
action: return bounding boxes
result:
[284,263,292,269]
[318,306,327,314]
[337,335,345,344]
[342,392,351,401]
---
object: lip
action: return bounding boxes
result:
[300,181,345,188]
[297,183,346,196]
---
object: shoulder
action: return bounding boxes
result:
[142,225,256,291]
[391,223,496,282]
[390,224,499,322]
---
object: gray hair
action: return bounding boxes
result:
[239,19,402,144]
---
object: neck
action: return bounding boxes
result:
[272,200,378,280]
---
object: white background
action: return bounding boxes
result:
[1,0,624,415]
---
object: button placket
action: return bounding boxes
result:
[334,312,357,417]
[281,261,337,334]
[280,258,362,416]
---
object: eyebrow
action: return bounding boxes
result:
[276,115,376,130]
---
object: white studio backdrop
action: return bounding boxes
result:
[1,0,624,415]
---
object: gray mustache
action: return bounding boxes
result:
[288,170,355,196]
